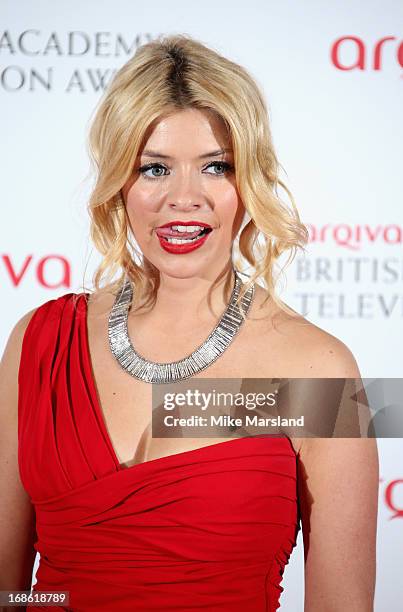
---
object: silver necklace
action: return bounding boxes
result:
[108,269,255,384]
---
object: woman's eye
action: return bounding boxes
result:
[203,161,233,176]
[138,161,233,179]
[139,163,169,179]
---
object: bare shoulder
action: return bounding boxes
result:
[249,286,364,457]
[1,307,39,370]
[251,284,361,379]
[280,313,361,379]
[1,309,39,589]
[10,307,39,337]
[1,307,39,461]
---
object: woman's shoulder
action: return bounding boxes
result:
[252,284,361,379]
[4,287,91,360]
[1,307,39,370]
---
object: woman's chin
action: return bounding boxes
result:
[148,256,217,280]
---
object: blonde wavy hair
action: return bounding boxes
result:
[86,33,309,318]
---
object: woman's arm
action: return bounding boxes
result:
[297,339,379,612]
[0,309,38,595]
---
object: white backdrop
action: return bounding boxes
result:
[1,1,402,610]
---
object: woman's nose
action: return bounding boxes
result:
[167,171,203,210]
[169,199,201,211]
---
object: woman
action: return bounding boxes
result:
[0,34,378,611]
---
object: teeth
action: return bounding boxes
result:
[171,225,205,232]
[165,235,203,244]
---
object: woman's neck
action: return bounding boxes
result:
[130,266,236,333]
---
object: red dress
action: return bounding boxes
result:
[18,292,301,611]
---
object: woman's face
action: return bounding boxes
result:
[121,108,245,280]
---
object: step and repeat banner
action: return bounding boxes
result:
[1,1,402,610]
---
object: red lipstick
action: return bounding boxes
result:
[155,221,213,255]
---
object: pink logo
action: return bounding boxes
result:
[380,478,403,520]
[306,224,402,250]
[331,36,402,71]
[1,254,71,287]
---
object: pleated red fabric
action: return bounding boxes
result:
[18,292,301,611]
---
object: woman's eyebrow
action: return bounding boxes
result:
[141,148,233,159]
